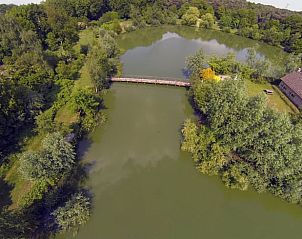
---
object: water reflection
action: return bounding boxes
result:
[120,29,277,79]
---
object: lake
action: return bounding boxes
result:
[74,26,302,239]
[118,25,286,78]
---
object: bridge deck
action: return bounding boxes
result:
[111,77,191,87]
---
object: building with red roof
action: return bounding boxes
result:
[279,70,302,109]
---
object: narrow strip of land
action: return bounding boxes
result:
[111,77,191,87]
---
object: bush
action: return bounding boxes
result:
[99,11,119,24]
[19,180,49,208]
[52,192,91,234]
[101,20,122,34]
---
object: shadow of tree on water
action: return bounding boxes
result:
[0,177,13,211]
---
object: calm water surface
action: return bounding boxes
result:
[118,26,286,78]
[73,27,301,239]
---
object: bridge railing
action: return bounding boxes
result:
[119,75,187,81]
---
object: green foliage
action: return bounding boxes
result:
[0,78,44,156]
[101,19,122,34]
[71,89,104,132]
[109,0,132,18]
[181,119,199,156]
[19,132,75,182]
[99,11,119,24]
[183,75,302,203]
[19,180,49,208]
[56,57,83,80]
[36,79,74,134]
[52,192,91,234]
[86,30,120,92]
[181,7,200,26]
[0,209,36,238]
[187,48,275,82]
[44,0,79,50]
[71,89,100,115]
[200,13,215,29]
[36,108,58,134]
[215,2,302,54]
[2,0,302,236]
[185,49,207,78]
[182,120,227,175]
[208,53,241,74]
[284,53,302,73]
[222,163,249,191]
[246,48,272,81]
[86,47,109,91]
[0,4,15,15]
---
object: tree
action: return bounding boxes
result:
[19,132,75,182]
[200,68,220,81]
[0,209,36,238]
[52,192,91,234]
[261,26,283,46]
[0,4,15,15]
[181,7,200,26]
[0,15,23,62]
[99,11,119,24]
[284,53,302,73]
[208,53,242,74]
[185,49,206,78]
[222,163,249,190]
[86,47,110,92]
[86,32,120,92]
[44,0,79,50]
[246,47,271,80]
[184,70,302,203]
[200,13,215,29]
[109,0,132,18]
[88,0,108,20]
[181,119,227,175]
[181,119,199,156]
[0,78,43,157]
[71,88,103,132]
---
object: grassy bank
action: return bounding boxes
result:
[246,80,298,113]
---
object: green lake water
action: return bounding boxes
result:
[118,26,286,78]
[74,26,302,239]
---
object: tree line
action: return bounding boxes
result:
[2,0,301,53]
[0,0,120,238]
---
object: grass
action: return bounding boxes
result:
[246,80,297,113]
[55,104,80,125]
[74,64,94,90]
[73,28,96,53]
[4,133,46,210]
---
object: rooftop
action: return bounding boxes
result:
[281,71,302,98]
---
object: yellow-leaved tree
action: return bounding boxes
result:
[200,68,221,82]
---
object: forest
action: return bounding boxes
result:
[0,0,302,238]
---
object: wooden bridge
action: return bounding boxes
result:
[110,76,191,87]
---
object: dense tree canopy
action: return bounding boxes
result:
[182,72,302,203]
[86,29,121,92]
[52,192,91,234]
[19,132,75,182]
